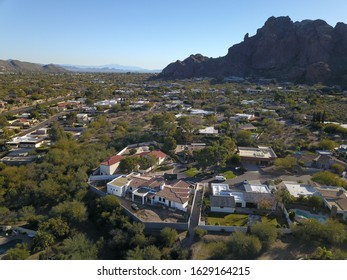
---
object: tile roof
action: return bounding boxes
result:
[128,176,165,190]
[155,186,190,204]
[135,150,167,159]
[100,155,124,166]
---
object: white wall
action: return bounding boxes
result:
[100,162,120,175]
[107,184,125,197]
[210,206,235,213]
[154,196,187,212]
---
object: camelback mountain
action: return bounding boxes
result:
[157,16,347,86]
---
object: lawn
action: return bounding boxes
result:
[223,170,236,179]
[185,167,199,177]
[261,216,279,226]
[207,213,249,226]
[206,213,279,227]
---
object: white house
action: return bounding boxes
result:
[282,181,318,198]
[210,184,244,213]
[154,185,190,212]
[100,155,124,175]
[198,126,219,135]
[106,176,131,197]
[210,182,275,213]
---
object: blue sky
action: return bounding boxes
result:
[1,0,347,69]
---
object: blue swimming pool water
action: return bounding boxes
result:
[294,209,328,223]
[0,239,22,255]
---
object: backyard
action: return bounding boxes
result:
[206,212,278,226]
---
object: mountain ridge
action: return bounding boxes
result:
[0,59,68,73]
[157,16,347,87]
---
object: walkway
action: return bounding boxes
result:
[182,183,204,247]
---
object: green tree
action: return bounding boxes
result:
[312,171,347,188]
[143,245,162,260]
[228,231,262,259]
[309,246,333,260]
[119,157,138,173]
[32,231,55,253]
[318,139,338,151]
[274,156,298,170]
[49,121,67,142]
[2,244,30,260]
[39,217,70,240]
[126,246,144,260]
[250,222,278,249]
[235,130,252,146]
[56,233,98,260]
[163,136,177,152]
[151,112,176,136]
[331,163,345,175]
[50,200,87,225]
[160,227,178,247]
[292,219,346,245]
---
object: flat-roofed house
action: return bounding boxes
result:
[210,182,275,213]
[238,146,277,165]
[316,186,347,220]
[282,181,318,198]
[106,176,132,197]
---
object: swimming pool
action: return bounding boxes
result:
[0,239,22,255]
[292,209,328,223]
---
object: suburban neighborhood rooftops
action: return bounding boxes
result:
[282,181,317,197]
[238,146,277,159]
[316,186,347,211]
[244,182,270,193]
[211,183,230,196]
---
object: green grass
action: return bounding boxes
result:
[185,168,199,177]
[206,213,279,227]
[207,213,249,226]
[261,216,278,226]
[223,170,236,179]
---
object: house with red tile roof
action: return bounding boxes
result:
[153,181,192,212]
[100,155,124,175]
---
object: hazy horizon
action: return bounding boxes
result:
[1,0,347,69]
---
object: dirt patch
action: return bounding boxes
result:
[258,235,316,260]
[136,209,178,223]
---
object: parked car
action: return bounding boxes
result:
[215,175,226,181]
[131,203,139,211]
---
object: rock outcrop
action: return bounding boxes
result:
[157,16,347,86]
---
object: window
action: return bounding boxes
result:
[236,202,242,207]
[158,197,161,201]
[163,198,166,202]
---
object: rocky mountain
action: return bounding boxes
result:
[0,59,68,73]
[158,16,347,86]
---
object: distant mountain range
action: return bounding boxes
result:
[157,16,347,87]
[0,59,67,73]
[61,64,160,73]
[0,59,160,74]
